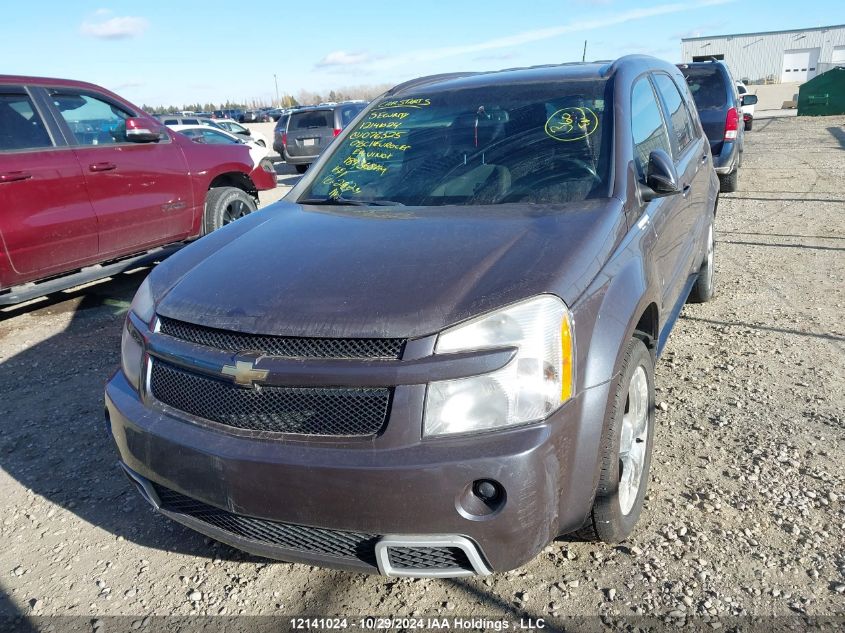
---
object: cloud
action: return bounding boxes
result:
[81,15,149,39]
[360,0,735,71]
[315,51,376,68]
[473,52,518,62]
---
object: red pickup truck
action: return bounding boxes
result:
[0,75,277,305]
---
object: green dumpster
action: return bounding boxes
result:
[798,66,845,116]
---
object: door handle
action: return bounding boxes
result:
[0,171,32,183]
[89,162,117,172]
[682,184,692,198]
[700,154,708,164]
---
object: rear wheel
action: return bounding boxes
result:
[744,118,753,131]
[688,218,716,303]
[295,164,308,174]
[718,168,738,193]
[203,187,257,234]
[579,337,655,543]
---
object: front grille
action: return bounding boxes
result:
[150,360,390,436]
[154,485,380,567]
[387,546,473,571]
[158,316,405,360]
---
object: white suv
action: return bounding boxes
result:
[736,82,756,130]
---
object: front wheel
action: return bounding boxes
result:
[579,337,655,543]
[203,187,257,234]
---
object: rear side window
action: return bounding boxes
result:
[290,110,332,130]
[338,104,365,128]
[681,67,728,110]
[652,74,695,154]
[631,77,672,178]
[51,92,132,145]
[0,93,52,151]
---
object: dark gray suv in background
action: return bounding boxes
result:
[107,55,719,577]
[282,102,367,172]
[678,61,757,192]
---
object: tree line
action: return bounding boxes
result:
[141,84,393,114]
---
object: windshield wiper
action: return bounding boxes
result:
[299,197,405,207]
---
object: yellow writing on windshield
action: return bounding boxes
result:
[545,107,599,142]
[375,98,431,110]
[324,99,430,198]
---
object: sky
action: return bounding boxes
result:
[2,1,843,107]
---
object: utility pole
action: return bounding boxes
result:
[274,74,280,107]
[582,40,587,62]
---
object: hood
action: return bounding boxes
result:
[154,200,626,338]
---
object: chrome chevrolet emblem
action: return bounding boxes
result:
[221,358,268,387]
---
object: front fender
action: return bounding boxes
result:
[573,220,661,392]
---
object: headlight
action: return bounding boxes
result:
[129,276,155,325]
[121,277,155,391]
[423,295,574,437]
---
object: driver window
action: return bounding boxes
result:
[52,92,131,146]
[631,77,671,179]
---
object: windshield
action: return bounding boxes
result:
[300,79,612,206]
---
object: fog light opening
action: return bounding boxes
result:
[456,479,506,521]
[473,479,501,504]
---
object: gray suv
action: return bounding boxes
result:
[107,56,718,577]
[282,102,366,172]
[678,61,757,192]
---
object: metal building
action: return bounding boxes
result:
[681,24,845,84]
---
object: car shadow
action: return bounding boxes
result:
[0,581,38,632]
[827,126,845,150]
[0,271,258,562]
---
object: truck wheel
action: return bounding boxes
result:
[203,187,257,234]
[688,219,715,303]
[579,337,655,543]
[718,168,738,193]
[295,164,308,174]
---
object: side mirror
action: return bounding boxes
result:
[741,94,758,106]
[125,117,165,143]
[639,149,681,201]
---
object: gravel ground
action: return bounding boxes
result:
[0,115,843,630]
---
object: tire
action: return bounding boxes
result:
[579,337,655,543]
[744,118,753,131]
[718,168,738,193]
[203,187,257,234]
[688,217,716,303]
[295,164,308,174]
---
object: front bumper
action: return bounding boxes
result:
[248,163,277,191]
[105,367,611,574]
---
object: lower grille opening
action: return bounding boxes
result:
[387,546,474,572]
[154,485,380,567]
